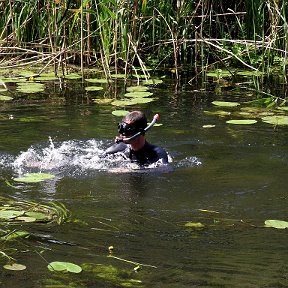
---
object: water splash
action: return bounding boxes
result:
[12,137,129,176]
[1,137,201,177]
[175,156,202,168]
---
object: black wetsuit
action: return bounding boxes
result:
[104,141,168,166]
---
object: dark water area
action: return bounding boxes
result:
[0,75,287,287]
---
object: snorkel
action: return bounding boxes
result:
[116,114,160,143]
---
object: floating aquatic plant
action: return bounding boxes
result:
[0,196,69,224]
[16,82,45,93]
[112,110,129,117]
[82,263,143,286]
[204,110,231,117]
[19,116,49,122]
[48,261,82,273]
[110,74,129,79]
[142,79,163,85]
[126,86,148,92]
[226,119,257,125]
[93,98,113,104]
[261,115,288,126]
[124,91,153,98]
[184,222,205,228]
[0,96,13,101]
[202,124,216,128]
[264,219,288,229]
[64,73,82,80]
[277,107,288,112]
[111,99,134,106]
[212,101,240,107]
[3,263,26,271]
[1,230,30,241]
[13,172,55,183]
[85,86,104,91]
[36,73,58,81]
[85,78,112,84]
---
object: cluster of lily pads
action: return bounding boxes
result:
[204,100,288,126]
[0,194,70,271]
[85,74,164,117]
[0,193,68,224]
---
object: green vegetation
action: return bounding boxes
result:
[0,0,287,79]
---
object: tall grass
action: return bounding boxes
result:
[0,0,287,80]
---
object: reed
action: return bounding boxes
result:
[0,0,287,80]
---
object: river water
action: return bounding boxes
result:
[0,75,287,287]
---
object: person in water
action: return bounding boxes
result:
[104,111,168,166]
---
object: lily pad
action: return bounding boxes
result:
[148,122,162,127]
[212,101,240,107]
[111,100,134,107]
[1,230,30,241]
[264,219,288,229]
[206,69,234,77]
[16,82,45,93]
[184,222,205,228]
[203,124,216,128]
[85,78,112,84]
[13,173,55,183]
[112,110,129,117]
[126,86,148,92]
[262,115,288,126]
[25,211,48,220]
[142,79,163,85]
[3,263,26,271]
[18,70,35,77]
[110,74,129,79]
[204,110,231,117]
[130,97,155,104]
[36,73,58,81]
[64,73,82,80]
[85,86,104,91]
[124,91,153,98]
[0,210,24,219]
[48,261,82,273]
[19,116,49,122]
[277,107,288,112]
[93,98,113,104]
[0,96,13,101]
[226,119,257,125]
[15,216,37,222]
